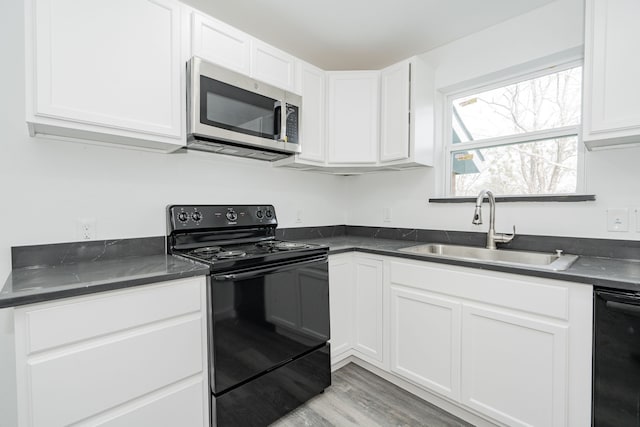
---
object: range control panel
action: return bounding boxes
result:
[167,205,277,231]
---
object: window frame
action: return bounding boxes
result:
[442,58,586,198]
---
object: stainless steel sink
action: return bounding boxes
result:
[398,243,578,271]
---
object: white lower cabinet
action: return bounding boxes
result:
[328,254,384,367]
[328,254,354,361]
[330,253,593,427]
[389,286,461,401]
[460,304,568,427]
[352,256,384,364]
[13,277,209,427]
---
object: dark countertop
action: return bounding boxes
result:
[1,254,209,308]
[298,236,640,292]
[3,231,639,309]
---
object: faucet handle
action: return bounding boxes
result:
[495,225,516,244]
[506,225,516,242]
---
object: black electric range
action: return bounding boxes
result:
[167,205,331,427]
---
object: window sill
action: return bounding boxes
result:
[429,194,596,203]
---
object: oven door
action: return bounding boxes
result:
[209,255,329,395]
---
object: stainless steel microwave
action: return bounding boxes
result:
[187,56,301,161]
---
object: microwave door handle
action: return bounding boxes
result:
[212,255,327,281]
[274,101,288,143]
[274,101,283,141]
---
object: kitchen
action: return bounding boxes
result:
[1,0,639,425]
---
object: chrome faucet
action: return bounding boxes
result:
[472,189,516,250]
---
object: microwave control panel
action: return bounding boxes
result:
[286,104,299,144]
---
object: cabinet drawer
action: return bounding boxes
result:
[96,379,205,427]
[27,317,203,427]
[390,260,569,320]
[20,277,204,353]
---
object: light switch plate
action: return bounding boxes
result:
[607,208,629,232]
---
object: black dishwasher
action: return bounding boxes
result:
[594,289,640,426]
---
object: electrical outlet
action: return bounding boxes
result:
[606,208,629,232]
[296,210,303,224]
[76,218,96,240]
[383,207,392,222]
[635,208,640,232]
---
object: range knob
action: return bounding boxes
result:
[265,209,273,219]
[256,210,264,219]
[191,212,202,222]
[177,212,189,222]
[226,210,238,221]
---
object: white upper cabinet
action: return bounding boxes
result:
[275,56,435,173]
[380,60,411,162]
[25,0,185,152]
[380,56,435,167]
[297,61,326,163]
[250,40,297,93]
[190,11,251,75]
[327,71,380,164]
[188,8,296,92]
[583,0,640,149]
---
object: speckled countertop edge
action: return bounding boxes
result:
[297,236,640,292]
[1,254,209,309]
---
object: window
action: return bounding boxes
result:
[446,63,583,197]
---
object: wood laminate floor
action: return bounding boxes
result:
[270,363,473,427]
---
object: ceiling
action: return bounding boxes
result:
[182,0,556,70]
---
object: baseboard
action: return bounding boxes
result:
[337,355,502,427]
[331,353,355,372]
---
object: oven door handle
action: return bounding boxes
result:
[597,290,640,316]
[212,255,327,281]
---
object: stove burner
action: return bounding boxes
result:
[217,250,247,259]
[257,240,279,247]
[257,240,310,251]
[191,246,222,256]
[274,242,310,251]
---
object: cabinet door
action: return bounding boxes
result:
[250,40,296,92]
[380,60,410,162]
[389,286,461,400]
[583,0,640,148]
[328,255,354,361]
[353,256,384,364]
[460,304,568,427]
[27,0,183,140]
[190,11,251,75]
[327,71,379,164]
[298,62,326,163]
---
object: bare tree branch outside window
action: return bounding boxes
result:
[450,67,582,196]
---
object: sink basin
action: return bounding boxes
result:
[397,243,578,271]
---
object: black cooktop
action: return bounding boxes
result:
[175,239,327,273]
[166,205,327,274]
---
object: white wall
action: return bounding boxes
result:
[346,0,640,241]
